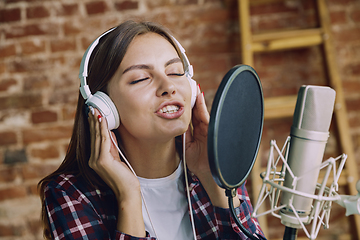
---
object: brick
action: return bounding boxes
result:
[0,167,19,183]
[49,89,79,105]
[176,0,197,4]
[5,23,59,39]
[0,186,27,201]
[62,105,76,120]
[21,163,57,180]
[346,98,360,112]
[54,72,78,89]
[20,39,46,55]
[349,114,360,128]
[197,9,233,23]
[4,149,27,164]
[30,144,59,159]
[0,93,43,110]
[145,0,166,9]
[250,1,298,15]
[330,10,347,25]
[85,1,108,15]
[23,74,49,90]
[327,0,356,6]
[0,43,16,59]
[56,3,79,16]
[31,110,57,124]
[0,131,17,145]
[334,26,360,42]
[256,51,286,68]
[0,62,5,74]
[27,183,39,195]
[27,218,42,236]
[344,62,360,77]
[81,37,93,51]
[0,223,13,236]
[26,5,50,19]
[0,8,21,23]
[343,81,360,94]
[0,78,17,92]
[350,9,360,23]
[8,57,50,73]
[63,21,82,35]
[114,1,139,11]
[22,125,73,144]
[50,38,76,52]
[193,55,228,73]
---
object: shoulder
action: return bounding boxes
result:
[45,174,81,194]
[44,174,97,204]
[44,173,114,205]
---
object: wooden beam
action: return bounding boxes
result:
[252,32,323,52]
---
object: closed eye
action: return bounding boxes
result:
[130,77,149,85]
[168,73,185,77]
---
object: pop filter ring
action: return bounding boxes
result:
[208,64,264,189]
[207,65,264,239]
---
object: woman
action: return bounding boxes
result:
[38,20,266,240]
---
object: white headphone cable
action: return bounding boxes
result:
[183,132,198,240]
[108,130,159,240]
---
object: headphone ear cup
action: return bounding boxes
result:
[188,77,197,109]
[85,91,120,130]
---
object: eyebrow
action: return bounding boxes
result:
[122,57,182,74]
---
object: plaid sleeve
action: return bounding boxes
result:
[190,177,266,240]
[231,183,266,239]
[45,183,113,240]
[45,176,155,240]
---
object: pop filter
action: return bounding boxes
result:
[208,65,264,190]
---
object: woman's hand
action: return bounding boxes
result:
[87,106,145,237]
[88,106,139,200]
[184,86,210,177]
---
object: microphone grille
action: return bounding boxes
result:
[293,85,336,132]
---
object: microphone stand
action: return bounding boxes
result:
[226,188,258,240]
[283,226,298,240]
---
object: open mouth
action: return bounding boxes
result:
[158,105,180,114]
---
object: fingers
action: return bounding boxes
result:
[88,106,96,166]
[192,85,209,131]
[87,106,110,167]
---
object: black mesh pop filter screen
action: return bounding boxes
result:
[208,65,264,190]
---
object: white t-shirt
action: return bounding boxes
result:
[137,162,194,240]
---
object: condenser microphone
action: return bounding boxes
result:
[280,85,336,230]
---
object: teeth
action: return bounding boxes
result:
[159,105,179,113]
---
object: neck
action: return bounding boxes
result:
[117,132,181,179]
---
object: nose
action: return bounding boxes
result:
[156,74,176,97]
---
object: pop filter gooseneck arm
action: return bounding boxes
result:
[208,65,264,240]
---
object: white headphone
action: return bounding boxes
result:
[79,27,198,130]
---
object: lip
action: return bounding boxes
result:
[155,100,185,119]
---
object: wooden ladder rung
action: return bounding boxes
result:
[264,95,297,119]
[252,28,324,52]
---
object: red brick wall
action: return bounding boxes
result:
[0,0,359,239]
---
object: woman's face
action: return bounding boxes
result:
[108,32,192,142]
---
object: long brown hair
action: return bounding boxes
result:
[38,20,185,239]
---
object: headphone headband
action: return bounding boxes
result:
[171,36,194,79]
[79,28,116,100]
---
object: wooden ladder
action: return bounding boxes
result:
[238,0,360,238]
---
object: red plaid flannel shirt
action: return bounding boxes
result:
[44,173,266,239]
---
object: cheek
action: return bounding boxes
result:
[115,91,153,128]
